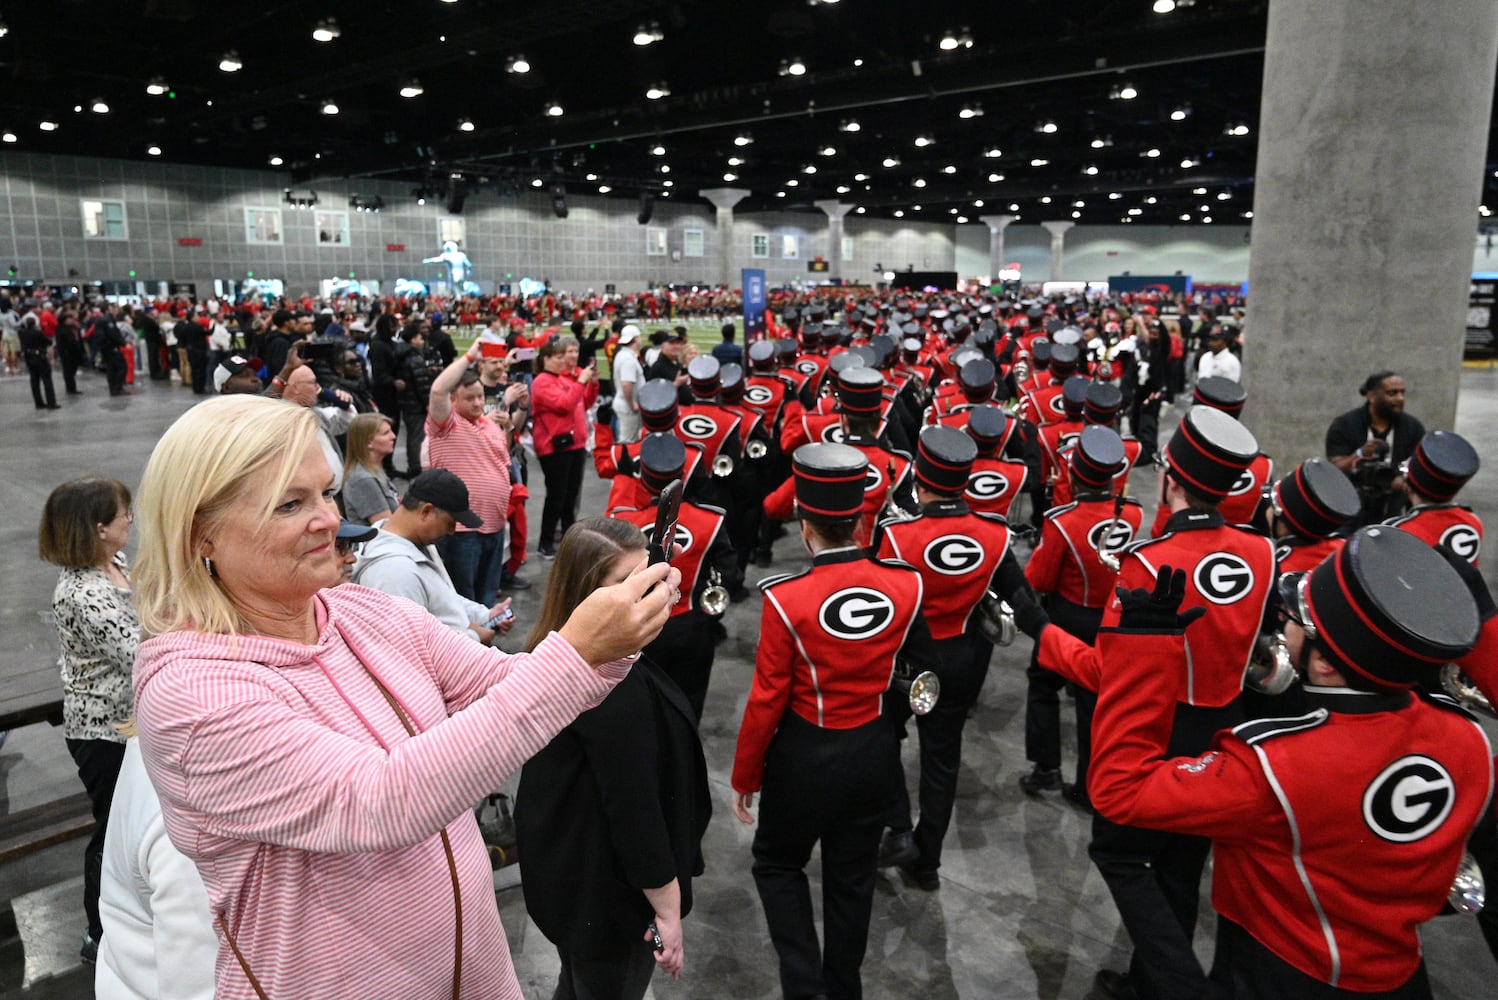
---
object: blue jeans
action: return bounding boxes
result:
[438,529,506,607]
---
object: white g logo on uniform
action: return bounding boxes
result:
[1193,553,1255,604]
[923,535,986,576]
[678,415,717,440]
[1440,524,1481,565]
[819,588,896,639]
[1362,755,1456,843]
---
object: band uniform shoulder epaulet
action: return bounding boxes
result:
[1043,501,1080,520]
[606,505,645,517]
[1231,708,1331,746]
[1119,534,1161,556]
[1222,521,1273,538]
[973,510,1012,527]
[874,556,920,573]
[757,568,810,592]
[1415,687,1481,724]
[1119,497,1144,509]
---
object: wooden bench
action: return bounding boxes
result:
[0,696,94,862]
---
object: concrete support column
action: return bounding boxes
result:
[1040,221,1074,282]
[698,187,752,289]
[814,200,853,281]
[1245,0,1498,465]
[979,214,1017,283]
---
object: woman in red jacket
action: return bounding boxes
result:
[531,334,598,558]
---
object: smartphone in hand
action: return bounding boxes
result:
[648,479,683,567]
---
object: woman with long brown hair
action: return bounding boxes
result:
[516,517,711,1000]
[341,412,399,525]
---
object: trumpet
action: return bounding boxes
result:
[1096,493,1128,572]
[746,438,769,460]
[712,453,736,477]
[975,590,1016,646]
[1246,633,1297,696]
[700,566,729,617]
[1449,850,1487,915]
[893,657,941,715]
[1012,358,1031,385]
[1440,663,1496,719]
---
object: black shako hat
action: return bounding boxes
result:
[915,424,978,494]
[1060,375,1089,418]
[1273,457,1361,539]
[1071,425,1126,488]
[793,443,868,523]
[1084,381,1123,425]
[719,363,745,403]
[1294,525,1479,688]
[1028,340,1052,367]
[1049,342,1081,377]
[638,432,687,495]
[1193,376,1247,418]
[748,339,776,371]
[1165,406,1258,502]
[959,358,997,402]
[836,366,886,414]
[775,338,799,362]
[637,378,679,433]
[1406,431,1480,502]
[687,356,721,398]
[827,351,864,377]
[407,469,483,529]
[964,404,1013,456]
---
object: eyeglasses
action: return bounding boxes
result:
[335,539,363,556]
[1280,574,1317,641]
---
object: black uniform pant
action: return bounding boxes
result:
[1129,395,1163,464]
[753,713,896,1000]
[885,633,991,873]
[1207,917,1431,1000]
[538,448,587,548]
[66,737,126,942]
[187,343,209,394]
[399,408,426,475]
[1088,700,1242,1000]
[144,333,168,380]
[552,942,657,1000]
[59,346,82,394]
[103,349,127,395]
[645,611,716,724]
[25,354,57,408]
[1024,597,1102,781]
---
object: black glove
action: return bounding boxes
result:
[616,446,635,476]
[1007,583,1050,641]
[1115,565,1207,633]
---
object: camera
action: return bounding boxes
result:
[300,339,342,364]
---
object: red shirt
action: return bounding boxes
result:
[876,501,1010,640]
[1026,496,1144,608]
[530,370,598,457]
[1387,503,1483,567]
[964,456,1029,518]
[424,411,512,535]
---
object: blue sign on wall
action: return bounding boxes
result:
[743,268,766,339]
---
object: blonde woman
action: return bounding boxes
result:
[341,412,399,525]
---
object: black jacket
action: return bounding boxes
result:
[515,657,711,959]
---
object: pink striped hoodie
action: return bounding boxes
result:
[133,584,630,1000]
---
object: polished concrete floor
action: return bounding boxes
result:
[2,363,1496,998]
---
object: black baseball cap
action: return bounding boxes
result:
[407,469,483,528]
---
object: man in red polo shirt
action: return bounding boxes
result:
[426,342,514,604]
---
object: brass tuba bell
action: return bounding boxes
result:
[700,566,729,618]
[712,453,736,477]
[1440,663,1496,719]
[1449,850,1486,915]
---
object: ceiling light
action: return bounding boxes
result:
[312,18,340,42]
[942,165,956,174]
[1226,123,1251,136]
[645,82,670,100]
[780,57,807,76]
[723,172,738,182]
[582,173,597,182]
[958,104,984,119]
[1200,204,1211,212]
[598,185,612,194]
[1030,158,1048,167]
[1217,190,1232,200]
[796,165,812,176]
[146,76,169,96]
[651,144,666,156]
[1170,105,1191,121]
[1083,164,1099,175]
[91,98,109,114]
[399,79,424,98]
[777,191,787,198]
[949,207,959,214]
[73,105,82,113]
[1145,197,1157,204]
[1193,187,1208,194]
[1154,0,1177,12]
[1129,207,1143,216]
[854,173,869,181]
[219,51,243,72]
[506,55,530,74]
[38,120,58,131]
[852,58,863,67]
[913,135,934,147]
[984,147,1002,158]
[840,119,861,133]
[785,179,799,187]
[912,205,922,211]
[1179,213,1192,221]
[269,155,283,166]
[1202,216,1212,223]
[1009,203,1020,211]
[973,199,984,207]
[913,178,926,188]
[661,179,673,187]
[633,22,664,46]
[0,17,8,38]
[727,156,744,166]
[1144,147,1161,157]
[894,209,905,218]
[821,144,837,156]
[734,133,753,146]
[1040,196,1052,204]
[1037,120,1058,134]
[146,145,161,156]
[1242,210,1254,219]
[1073,200,1086,208]
[882,157,900,168]
[1,132,15,143]
[458,118,475,131]
[658,164,670,173]
[1109,192,1123,200]
[532,178,544,188]
[836,185,851,194]
[856,206,866,213]
[1110,83,1138,100]
[545,102,564,117]
[956,215,968,223]
[1071,210,1081,219]
[321,99,339,115]
[1180,157,1199,168]
[987,172,1003,182]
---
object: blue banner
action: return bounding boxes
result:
[742,268,767,339]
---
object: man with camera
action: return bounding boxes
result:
[1325,370,1427,525]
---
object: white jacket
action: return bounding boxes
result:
[350,527,488,638]
[96,739,216,1000]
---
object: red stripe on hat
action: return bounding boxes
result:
[1304,575,1414,688]
[796,498,863,517]
[1328,547,1440,662]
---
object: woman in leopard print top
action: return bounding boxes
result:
[39,477,139,964]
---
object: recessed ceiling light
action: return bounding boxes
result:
[912,204,922,211]
[1110,83,1138,100]
[1242,210,1254,219]
[269,155,283,166]
[983,147,1002,158]
[1144,147,1161,157]
[734,133,753,146]
[803,164,817,174]
[1083,164,1099,175]
[727,156,744,166]
[852,58,863,67]
[1037,120,1058,134]
[1129,208,1143,216]
[786,179,799,187]
[651,145,666,156]
[645,82,670,100]
[219,51,242,72]
[1071,210,1081,218]
[662,180,673,188]
[506,55,530,74]
[532,178,544,188]
[987,172,1003,182]
[598,185,612,193]
[782,57,807,76]
[854,173,869,181]
[836,185,851,194]
[856,206,866,213]
[585,173,598,181]
[1193,187,1208,195]
[1170,105,1190,121]
[1030,158,1049,167]
[147,145,161,156]
[1226,123,1251,136]
[1073,200,1086,208]
[321,99,339,115]
[840,119,860,133]
[777,191,787,198]
[894,209,905,217]
[1091,135,1112,149]
[658,164,670,174]
[38,120,58,131]
[91,98,110,114]
[942,165,956,174]
[723,172,738,182]
[1009,203,1019,211]
[545,102,564,117]
[1040,196,1052,204]
[1145,196,1158,204]
[913,178,926,188]
[1,132,16,143]
[820,144,837,157]
[1200,204,1211,212]
[958,104,983,119]
[1180,157,1198,168]
[399,79,424,98]
[1202,216,1212,223]
[1179,213,1192,221]
[146,76,169,96]
[312,19,340,42]
[973,199,984,207]
[1109,192,1122,199]
[1154,0,1177,12]
[1217,190,1232,200]
[957,215,969,223]
[458,118,475,132]
[882,157,900,168]
[633,22,664,46]
[913,135,934,147]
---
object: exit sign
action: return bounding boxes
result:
[385,243,406,252]
[177,237,203,247]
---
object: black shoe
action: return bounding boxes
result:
[728,584,751,603]
[897,861,940,891]
[877,829,918,868]
[80,933,98,966]
[500,573,531,591]
[538,544,558,560]
[1062,782,1093,813]
[1083,969,1137,1000]
[1019,766,1063,796]
[45,403,60,410]
[753,550,774,568]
